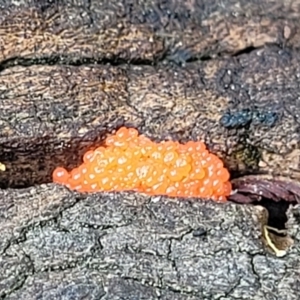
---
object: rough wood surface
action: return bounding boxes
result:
[1,0,300,63]
[1,0,300,299]
[2,46,300,189]
[1,184,300,300]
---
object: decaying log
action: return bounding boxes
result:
[1,46,300,190]
[1,0,300,64]
[0,185,299,299]
[1,0,300,299]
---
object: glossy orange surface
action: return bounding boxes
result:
[53,127,232,202]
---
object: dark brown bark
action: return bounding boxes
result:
[1,0,300,62]
[0,184,299,300]
[2,47,300,188]
[1,0,300,299]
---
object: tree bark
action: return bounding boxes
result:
[1,184,300,300]
[1,0,300,299]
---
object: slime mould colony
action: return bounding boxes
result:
[219,108,279,129]
[53,127,232,202]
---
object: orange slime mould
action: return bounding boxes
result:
[52,127,232,202]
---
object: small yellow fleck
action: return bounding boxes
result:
[263,225,287,258]
[0,162,6,171]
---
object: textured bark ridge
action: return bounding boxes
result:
[3,48,300,190]
[1,0,300,299]
[1,0,300,63]
[2,0,300,189]
[0,185,300,300]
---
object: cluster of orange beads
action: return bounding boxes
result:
[52,127,232,202]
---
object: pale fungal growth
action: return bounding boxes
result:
[0,162,6,172]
